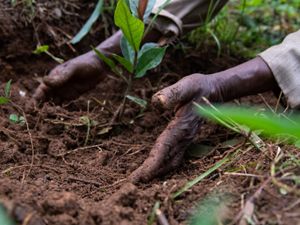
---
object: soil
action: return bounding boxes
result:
[0,1,299,225]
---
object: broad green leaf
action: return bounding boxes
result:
[135,46,166,78]
[9,114,19,123]
[112,54,133,73]
[33,45,49,54]
[120,36,135,64]
[126,95,147,108]
[138,42,158,57]
[0,97,9,105]
[115,0,145,51]
[129,0,157,21]
[0,205,15,225]
[195,105,300,142]
[71,0,104,44]
[5,80,12,98]
[93,48,116,70]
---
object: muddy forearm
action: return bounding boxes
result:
[213,57,278,102]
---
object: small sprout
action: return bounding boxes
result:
[9,114,25,126]
[126,95,147,109]
[5,80,12,98]
[33,45,49,54]
[33,45,64,64]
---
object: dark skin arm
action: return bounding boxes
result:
[33,30,161,103]
[129,57,278,183]
[33,30,278,183]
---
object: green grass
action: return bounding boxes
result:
[187,0,300,58]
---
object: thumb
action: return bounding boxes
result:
[152,74,202,110]
[43,62,75,88]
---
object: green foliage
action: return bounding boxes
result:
[94,0,167,111]
[135,45,167,78]
[33,45,64,64]
[0,205,15,225]
[172,156,229,199]
[115,0,145,52]
[188,195,228,225]
[195,104,300,144]
[187,0,300,58]
[9,114,25,125]
[0,80,12,105]
[126,95,147,108]
[71,0,104,44]
[147,201,160,225]
[33,45,49,54]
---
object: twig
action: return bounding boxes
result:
[224,172,265,178]
[57,144,104,157]
[231,177,272,225]
[156,209,170,225]
[10,101,35,182]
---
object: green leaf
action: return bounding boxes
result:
[93,48,116,71]
[33,45,49,54]
[114,0,145,51]
[0,97,10,105]
[120,36,135,64]
[9,114,19,123]
[195,105,300,143]
[5,80,12,98]
[138,42,158,57]
[0,205,15,225]
[126,95,147,108]
[112,54,134,73]
[135,46,166,78]
[71,0,104,44]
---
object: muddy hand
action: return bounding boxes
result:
[129,57,278,183]
[129,102,202,183]
[33,52,105,103]
[129,74,220,183]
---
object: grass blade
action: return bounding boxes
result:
[172,156,229,199]
[71,0,104,44]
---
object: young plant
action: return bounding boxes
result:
[33,45,64,64]
[94,0,167,109]
[0,80,12,105]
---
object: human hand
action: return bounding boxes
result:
[129,74,223,183]
[33,52,106,104]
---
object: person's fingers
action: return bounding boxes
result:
[32,82,50,103]
[152,74,202,110]
[43,62,76,88]
[129,103,203,183]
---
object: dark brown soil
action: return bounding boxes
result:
[0,1,299,225]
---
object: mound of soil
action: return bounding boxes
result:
[1,1,299,225]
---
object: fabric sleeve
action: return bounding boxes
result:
[151,0,228,37]
[259,30,300,109]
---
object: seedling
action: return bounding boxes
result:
[0,80,12,105]
[33,45,64,64]
[94,0,167,114]
[1,80,26,126]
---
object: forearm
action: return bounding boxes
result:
[212,57,278,102]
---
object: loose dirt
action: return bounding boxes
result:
[0,1,299,225]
